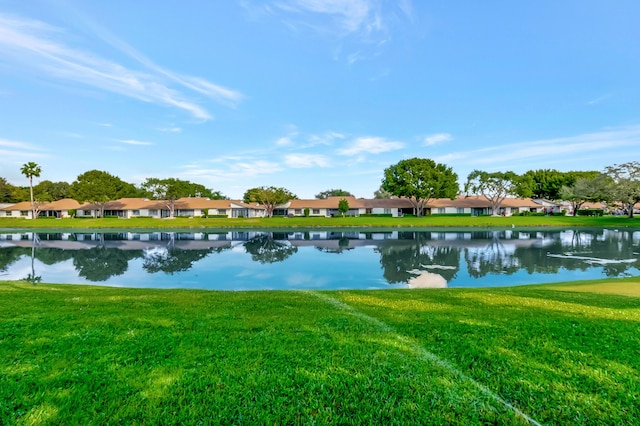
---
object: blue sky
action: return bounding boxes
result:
[1,0,639,199]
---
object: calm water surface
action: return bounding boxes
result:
[1,228,639,290]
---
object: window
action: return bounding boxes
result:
[457,208,465,214]
[295,209,302,215]
[218,209,227,215]
[3,211,10,217]
[438,208,446,214]
[132,210,140,216]
[312,209,320,214]
[21,211,29,217]
[383,208,392,214]
[149,209,158,216]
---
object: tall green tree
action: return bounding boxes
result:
[140,178,223,218]
[605,161,640,218]
[373,186,393,199]
[315,189,353,199]
[0,177,19,203]
[465,170,520,216]
[20,162,42,219]
[338,198,350,216]
[33,180,70,201]
[70,170,138,217]
[243,186,297,217]
[559,174,612,216]
[517,169,601,199]
[381,158,458,216]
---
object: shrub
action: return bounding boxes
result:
[577,209,604,217]
[360,214,393,217]
[202,208,209,218]
[304,208,310,217]
[68,209,76,218]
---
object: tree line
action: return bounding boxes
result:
[3,158,640,218]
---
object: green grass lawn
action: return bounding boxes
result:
[1,214,639,230]
[1,278,638,425]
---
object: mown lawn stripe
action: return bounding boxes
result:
[309,290,543,426]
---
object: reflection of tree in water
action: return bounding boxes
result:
[36,248,75,265]
[465,231,521,278]
[465,229,640,278]
[73,247,142,281]
[0,247,29,273]
[143,246,222,274]
[244,233,298,264]
[24,233,42,284]
[376,232,460,284]
[315,236,355,254]
[530,229,640,277]
[588,230,640,277]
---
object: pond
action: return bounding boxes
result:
[1,228,639,290]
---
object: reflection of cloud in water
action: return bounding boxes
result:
[547,254,637,265]
[235,271,274,280]
[407,271,447,288]
[419,264,457,270]
[286,273,329,288]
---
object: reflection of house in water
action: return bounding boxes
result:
[0,229,573,252]
[2,229,639,287]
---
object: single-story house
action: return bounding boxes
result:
[283,195,543,217]
[285,196,369,217]
[1,198,83,219]
[77,197,266,218]
[1,201,32,218]
[532,199,563,214]
[396,196,542,216]
[1,195,553,219]
[40,198,83,218]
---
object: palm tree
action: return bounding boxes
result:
[20,162,42,219]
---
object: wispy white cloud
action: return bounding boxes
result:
[118,139,153,146]
[274,0,372,34]
[424,133,452,146]
[587,93,612,106]
[59,131,83,139]
[337,136,404,156]
[0,13,243,120]
[0,138,41,150]
[250,0,414,63]
[284,153,330,168]
[274,124,299,146]
[434,126,640,172]
[230,160,284,176]
[304,130,344,147]
[157,127,182,133]
[276,136,295,146]
[0,139,48,184]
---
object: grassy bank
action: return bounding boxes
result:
[1,214,639,230]
[1,279,638,425]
